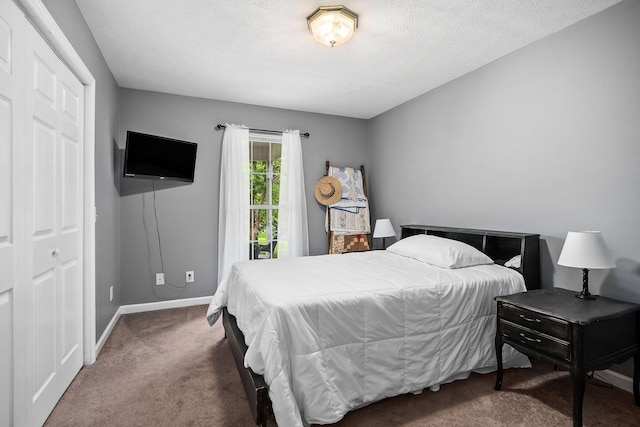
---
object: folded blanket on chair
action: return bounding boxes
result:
[327,166,370,235]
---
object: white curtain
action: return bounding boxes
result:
[217,124,250,283]
[277,130,309,258]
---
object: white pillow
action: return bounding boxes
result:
[386,234,494,269]
[504,255,521,268]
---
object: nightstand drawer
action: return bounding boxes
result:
[500,320,571,361]
[500,303,570,340]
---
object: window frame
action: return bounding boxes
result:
[249,133,282,260]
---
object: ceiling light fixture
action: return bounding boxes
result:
[307,5,358,48]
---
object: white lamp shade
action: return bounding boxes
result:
[557,231,616,269]
[373,219,395,238]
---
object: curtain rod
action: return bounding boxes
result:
[215,124,310,138]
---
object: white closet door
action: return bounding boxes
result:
[0,1,25,426]
[22,18,85,427]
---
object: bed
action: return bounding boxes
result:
[207,225,540,426]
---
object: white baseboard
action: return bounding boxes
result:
[95,306,122,359]
[119,296,212,314]
[93,296,213,359]
[598,369,634,394]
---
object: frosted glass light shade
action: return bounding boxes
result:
[373,219,396,239]
[307,5,358,47]
[557,231,616,269]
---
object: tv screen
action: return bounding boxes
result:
[123,131,197,182]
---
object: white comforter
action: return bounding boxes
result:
[207,250,529,427]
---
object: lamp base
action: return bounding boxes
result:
[575,268,597,300]
[575,291,597,300]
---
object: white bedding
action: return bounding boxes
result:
[207,250,530,427]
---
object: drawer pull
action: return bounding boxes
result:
[519,332,541,343]
[519,314,541,323]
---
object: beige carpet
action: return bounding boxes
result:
[45,305,639,426]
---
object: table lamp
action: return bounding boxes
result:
[373,219,396,249]
[557,231,616,300]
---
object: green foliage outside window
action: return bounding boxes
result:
[249,139,280,259]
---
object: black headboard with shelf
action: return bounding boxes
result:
[401,225,541,290]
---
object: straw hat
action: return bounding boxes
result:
[314,176,342,206]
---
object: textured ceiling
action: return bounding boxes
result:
[75,0,621,119]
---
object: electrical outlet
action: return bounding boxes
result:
[186,271,194,283]
[156,273,165,285]
[109,286,113,302]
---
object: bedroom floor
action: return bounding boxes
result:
[44,305,639,426]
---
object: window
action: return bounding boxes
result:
[249,135,281,259]
[218,125,307,282]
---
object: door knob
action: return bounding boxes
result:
[51,248,60,256]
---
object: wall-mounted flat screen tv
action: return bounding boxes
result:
[123,131,197,182]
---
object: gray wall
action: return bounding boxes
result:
[118,89,369,304]
[43,0,121,339]
[369,0,640,301]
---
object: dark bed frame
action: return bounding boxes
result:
[222,225,541,426]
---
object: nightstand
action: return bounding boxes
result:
[494,288,640,427]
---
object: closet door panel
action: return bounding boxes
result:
[31,119,57,278]
[33,270,56,397]
[61,259,80,361]
[0,2,18,296]
[0,1,24,426]
[0,67,11,425]
[0,291,12,427]
[25,20,84,427]
[0,12,13,73]
[55,51,84,377]
[0,93,12,294]
[33,51,56,108]
[61,134,79,231]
